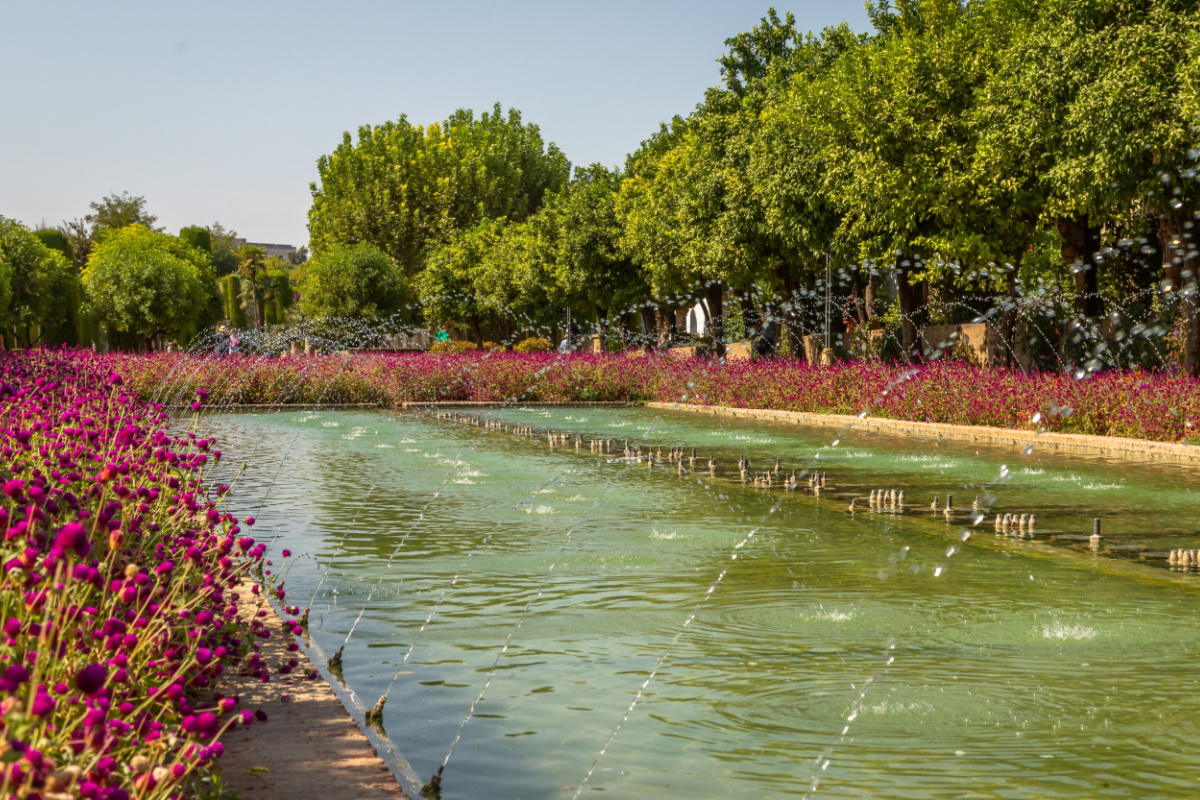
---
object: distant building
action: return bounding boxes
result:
[234,239,299,261]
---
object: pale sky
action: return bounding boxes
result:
[0,1,870,248]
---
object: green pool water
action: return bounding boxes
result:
[202,405,1200,799]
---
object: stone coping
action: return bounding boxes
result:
[400,400,636,408]
[646,402,1200,464]
[218,585,422,799]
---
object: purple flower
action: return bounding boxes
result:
[74,663,107,695]
[4,664,30,689]
[54,521,91,558]
[30,690,55,717]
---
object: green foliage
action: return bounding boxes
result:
[206,223,240,276]
[179,226,212,253]
[416,221,495,340]
[33,228,72,260]
[513,336,552,353]
[220,275,247,328]
[429,339,477,354]
[83,225,216,347]
[300,242,408,319]
[308,103,570,279]
[85,191,158,237]
[544,164,647,316]
[0,217,78,345]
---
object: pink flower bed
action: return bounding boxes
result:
[0,350,298,799]
[120,351,1200,443]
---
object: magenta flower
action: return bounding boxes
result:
[74,663,107,695]
[54,521,91,558]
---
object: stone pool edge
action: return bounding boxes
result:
[218,584,424,800]
[645,402,1200,464]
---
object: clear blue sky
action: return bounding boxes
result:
[0,1,870,248]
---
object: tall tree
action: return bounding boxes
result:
[543,165,648,348]
[206,223,240,276]
[308,104,570,282]
[83,225,216,349]
[179,226,212,253]
[236,245,268,331]
[299,242,408,320]
[85,191,159,237]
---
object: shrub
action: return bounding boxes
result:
[514,336,552,353]
[429,339,477,354]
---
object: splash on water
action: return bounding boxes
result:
[1051,473,1124,490]
[863,700,935,715]
[1037,620,1098,641]
[803,608,856,622]
[523,505,555,515]
[650,528,680,540]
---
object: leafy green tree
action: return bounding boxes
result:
[207,223,240,276]
[475,218,562,343]
[179,226,212,253]
[416,222,496,345]
[978,0,1200,369]
[33,228,72,260]
[85,191,159,237]
[299,242,408,319]
[83,225,215,349]
[308,103,570,280]
[0,218,76,347]
[543,165,648,346]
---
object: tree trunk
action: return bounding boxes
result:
[738,292,757,343]
[850,269,867,327]
[864,273,883,326]
[703,281,725,357]
[1160,211,1200,375]
[895,259,922,363]
[655,306,673,349]
[469,315,484,349]
[774,262,806,362]
[639,307,656,343]
[597,308,609,353]
[1056,215,1104,318]
[999,251,1024,368]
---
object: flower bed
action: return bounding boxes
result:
[0,350,297,799]
[120,351,1200,443]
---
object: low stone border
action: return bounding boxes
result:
[646,402,1200,464]
[218,587,421,799]
[401,401,636,408]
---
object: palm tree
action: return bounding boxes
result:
[236,245,267,331]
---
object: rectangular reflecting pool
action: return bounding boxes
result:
[202,405,1200,799]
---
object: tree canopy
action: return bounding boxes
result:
[308,103,570,281]
[299,242,408,320]
[83,225,218,347]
